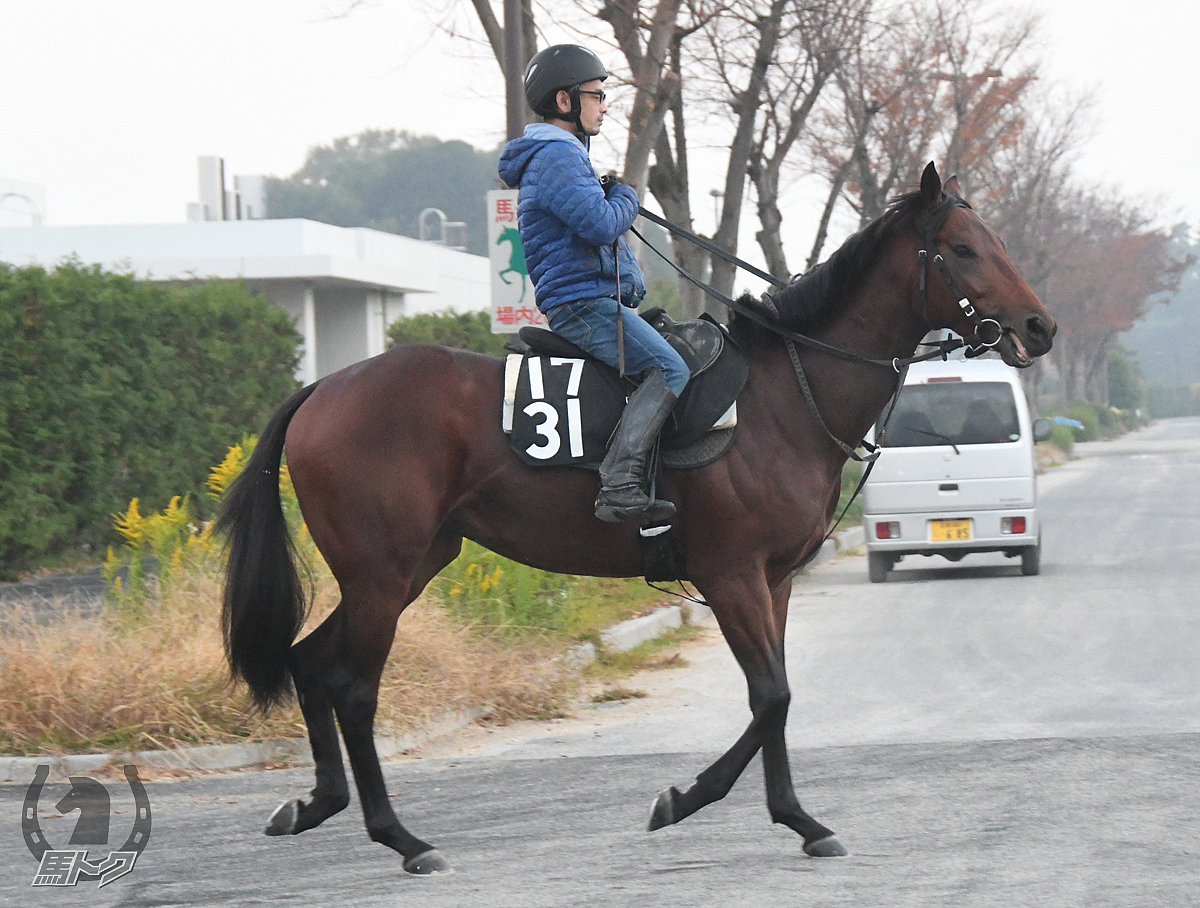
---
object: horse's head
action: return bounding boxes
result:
[55,776,111,845]
[55,776,109,815]
[913,162,1055,368]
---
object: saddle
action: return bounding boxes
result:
[501,309,749,471]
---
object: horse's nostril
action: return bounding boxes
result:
[1027,313,1055,341]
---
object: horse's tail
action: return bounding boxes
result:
[216,382,320,712]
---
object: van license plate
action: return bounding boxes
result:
[931,519,971,541]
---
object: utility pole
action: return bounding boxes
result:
[504,0,525,141]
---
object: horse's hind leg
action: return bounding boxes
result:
[264,612,352,837]
[328,532,464,874]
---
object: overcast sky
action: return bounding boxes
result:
[3,1,1197,266]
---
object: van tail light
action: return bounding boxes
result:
[1001,516,1027,535]
[875,521,901,539]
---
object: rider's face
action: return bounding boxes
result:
[576,79,607,137]
[555,79,607,137]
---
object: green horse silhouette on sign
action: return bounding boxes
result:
[496,226,529,303]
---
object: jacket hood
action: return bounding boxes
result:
[499,123,588,187]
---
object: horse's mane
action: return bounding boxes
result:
[728,190,925,348]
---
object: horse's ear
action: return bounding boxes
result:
[943,174,965,201]
[920,162,942,208]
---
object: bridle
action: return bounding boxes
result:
[913,196,1005,355]
[633,197,1005,455]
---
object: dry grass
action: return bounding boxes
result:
[0,557,573,756]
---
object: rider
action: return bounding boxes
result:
[498,44,689,526]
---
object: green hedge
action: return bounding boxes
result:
[1048,424,1075,453]
[0,262,300,576]
[387,309,508,356]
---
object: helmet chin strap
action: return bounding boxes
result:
[564,86,587,138]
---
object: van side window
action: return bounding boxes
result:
[882,382,1020,447]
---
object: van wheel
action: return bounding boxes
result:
[1021,537,1041,576]
[868,552,891,583]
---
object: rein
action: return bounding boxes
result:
[632,197,999,540]
[633,206,992,372]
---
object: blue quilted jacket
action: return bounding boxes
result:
[498,124,645,313]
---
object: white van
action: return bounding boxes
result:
[861,353,1052,582]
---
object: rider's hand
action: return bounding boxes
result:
[599,173,622,196]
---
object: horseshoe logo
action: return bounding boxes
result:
[22,764,152,887]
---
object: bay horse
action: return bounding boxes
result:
[218,163,1054,874]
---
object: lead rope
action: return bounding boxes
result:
[614,239,625,378]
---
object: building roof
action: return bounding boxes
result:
[0,218,488,294]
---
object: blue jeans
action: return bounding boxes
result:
[546,298,690,395]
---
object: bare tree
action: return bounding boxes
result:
[971,90,1094,410]
[597,0,685,193]
[805,0,935,265]
[745,0,870,279]
[805,0,1041,262]
[588,0,730,316]
[931,0,1041,183]
[1043,193,1188,405]
[693,0,789,303]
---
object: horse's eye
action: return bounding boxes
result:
[953,244,976,259]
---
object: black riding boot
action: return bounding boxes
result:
[595,368,678,524]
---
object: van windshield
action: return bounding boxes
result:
[882,381,1020,447]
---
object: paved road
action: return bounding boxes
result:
[4,419,1200,906]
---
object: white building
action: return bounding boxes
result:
[0,218,490,383]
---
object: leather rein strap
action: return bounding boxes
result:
[633,202,1000,371]
[631,197,996,492]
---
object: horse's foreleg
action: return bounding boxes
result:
[757,583,846,857]
[647,573,780,829]
[649,572,844,856]
[647,711,770,830]
[264,611,352,837]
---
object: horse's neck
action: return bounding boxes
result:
[767,245,929,457]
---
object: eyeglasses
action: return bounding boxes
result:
[577,89,606,104]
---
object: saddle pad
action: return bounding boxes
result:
[503,330,748,469]
[506,353,627,468]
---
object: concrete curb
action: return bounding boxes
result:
[806,524,865,570]
[0,528,860,782]
[0,710,483,782]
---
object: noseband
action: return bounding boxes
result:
[915,197,1004,354]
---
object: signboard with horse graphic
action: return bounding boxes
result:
[487,189,545,334]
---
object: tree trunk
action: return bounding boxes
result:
[472,0,536,129]
[807,161,849,270]
[749,151,788,278]
[709,0,787,303]
[601,0,683,194]
[648,126,706,318]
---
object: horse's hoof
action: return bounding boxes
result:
[403,849,451,875]
[647,786,681,831]
[804,835,848,857]
[264,799,302,836]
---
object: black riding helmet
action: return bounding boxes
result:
[523,44,608,122]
